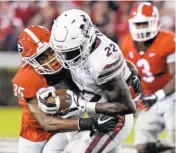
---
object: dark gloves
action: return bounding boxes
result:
[79,115,123,136]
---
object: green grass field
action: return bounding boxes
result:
[0,107,166,144]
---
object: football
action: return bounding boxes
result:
[46,89,71,111]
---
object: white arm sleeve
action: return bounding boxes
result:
[166,52,175,63]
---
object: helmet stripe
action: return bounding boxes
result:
[137,3,144,16]
[24,28,43,46]
[137,2,151,16]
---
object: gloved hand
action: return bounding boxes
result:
[36,86,60,114]
[142,94,157,109]
[79,115,122,136]
[130,75,141,94]
[91,115,119,134]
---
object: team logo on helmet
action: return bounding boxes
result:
[17,42,24,53]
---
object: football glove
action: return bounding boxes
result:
[130,75,141,94]
[36,86,60,114]
[142,94,157,109]
[79,115,123,136]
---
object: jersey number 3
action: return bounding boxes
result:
[136,59,154,83]
[13,84,24,98]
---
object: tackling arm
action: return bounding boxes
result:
[28,97,119,134]
[27,98,79,132]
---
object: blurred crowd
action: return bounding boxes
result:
[0,1,175,52]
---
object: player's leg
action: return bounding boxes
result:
[61,114,133,153]
[97,114,133,153]
[134,103,164,153]
[134,95,175,153]
[42,133,68,153]
[61,131,91,153]
[17,136,47,153]
[108,145,121,153]
[164,95,175,153]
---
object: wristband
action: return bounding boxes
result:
[155,89,166,101]
[85,102,96,114]
[78,118,93,130]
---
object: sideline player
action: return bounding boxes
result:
[12,26,122,153]
[121,2,175,153]
[48,9,140,153]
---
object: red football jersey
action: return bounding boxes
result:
[121,30,175,95]
[12,64,53,142]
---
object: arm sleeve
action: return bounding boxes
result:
[166,52,175,63]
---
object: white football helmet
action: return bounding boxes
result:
[129,2,160,42]
[50,9,96,69]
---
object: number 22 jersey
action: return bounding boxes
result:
[70,32,131,101]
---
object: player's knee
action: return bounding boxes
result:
[135,144,149,153]
[136,141,175,153]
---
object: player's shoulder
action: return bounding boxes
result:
[121,33,132,43]
[154,30,175,56]
[12,64,45,85]
[12,64,47,98]
[156,30,175,45]
[120,33,133,53]
[88,32,126,83]
[158,30,175,38]
[90,32,121,60]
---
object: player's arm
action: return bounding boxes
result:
[88,44,136,115]
[97,75,136,115]
[27,96,119,133]
[126,60,138,76]
[162,59,175,95]
[126,60,141,94]
[27,98,78,132]
[142,53,175,108]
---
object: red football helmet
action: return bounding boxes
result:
[129,2,160,42]
[18,26,62,74]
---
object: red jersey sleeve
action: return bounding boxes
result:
[157,30,175,57]
[12,65,48,99]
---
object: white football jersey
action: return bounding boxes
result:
[70,32,131,102]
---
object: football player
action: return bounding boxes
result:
[13,25,133,153]
[120,2,175,153]
[48,9,140,153]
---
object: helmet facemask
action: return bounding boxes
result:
[129,3,160,42]
[56,36,92,69]
[22,43,62,75]
[129,17,159,42]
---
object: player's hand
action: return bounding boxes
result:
[130,75,141,94]
[142,94,157,109]
[90,115,120,136]
[36,86,60,114]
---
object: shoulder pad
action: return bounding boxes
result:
[12,65,47,99]
[156,30,175,57]
[89,35,131,84]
